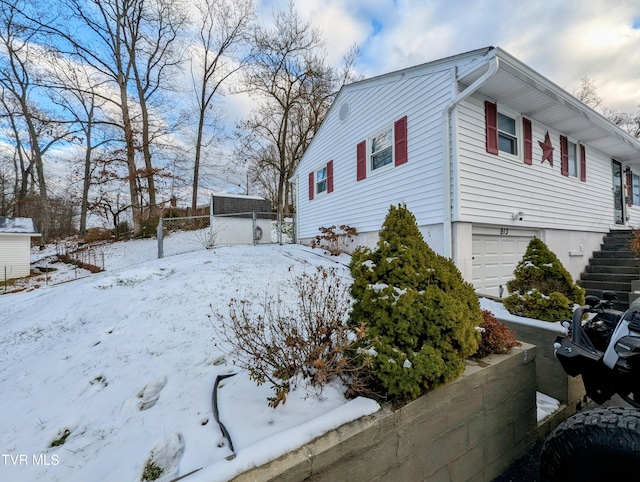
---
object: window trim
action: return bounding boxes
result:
[357,116,407,181]
[567,139,579,178]
[315,165,328,195]
[369,125,394,173]
[497,111,519,157]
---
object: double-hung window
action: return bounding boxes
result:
[356,116,407,181]
[568,141,578,177]
[497,112,518,156]
[370,128,393,171]
[633,172,640,206]
[308,160,333,200]
[486,102,519,157]
[316,166,327,194]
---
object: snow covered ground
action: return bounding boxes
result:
[1,238,560,481]
[1,240,378,482]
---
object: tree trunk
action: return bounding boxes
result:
[119,80,142,236]
[79,109,93,236]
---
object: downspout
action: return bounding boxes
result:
[441,56,499,260]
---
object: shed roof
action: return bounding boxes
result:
[0,217,40,235]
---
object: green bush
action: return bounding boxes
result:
[139,217,159,238]
[503,238,584,321]
[348,205,481,401]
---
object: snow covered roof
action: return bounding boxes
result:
[0,217,40,235]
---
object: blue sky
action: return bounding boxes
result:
[251,0,640,114]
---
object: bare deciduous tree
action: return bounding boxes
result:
[189,0,254,212]
[45,56,118,235]
[571,75,640,139]
[602,107,640,138]
[0,0,75,240]
[235,3,358,214]
[28,0,188,235]
[572,75,602,109]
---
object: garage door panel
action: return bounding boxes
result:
[472,233,533,298]
[484,240,499,255]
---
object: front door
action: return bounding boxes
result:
[613,160,624,225]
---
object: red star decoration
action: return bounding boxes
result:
[539,131,554,166]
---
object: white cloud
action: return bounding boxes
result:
[254,0,640,113]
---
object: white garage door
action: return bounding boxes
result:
[472,228,536,298]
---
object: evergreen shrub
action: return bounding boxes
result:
[503,238,584,321]
[348,205,481,401]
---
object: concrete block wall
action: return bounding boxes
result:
[233,343,537,482]
[501,319,586,410]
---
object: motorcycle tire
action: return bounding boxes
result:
[539,407,640,482]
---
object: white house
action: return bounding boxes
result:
[0,217,40,280]
[291,46,640,298]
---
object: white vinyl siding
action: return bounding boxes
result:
[455,95,612,232]
[629,171,640,226]
[0,235,31,280]
[296,68,455,245]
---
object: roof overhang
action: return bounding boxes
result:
[0,232,41,237]
[458,47,640,167]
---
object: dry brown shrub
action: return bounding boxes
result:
[311,225,358,255]
[474,310,521,359]
[210,266,372,408]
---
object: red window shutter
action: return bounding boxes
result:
[356,140,366,181]
[560,135,569,176]
[327,160,334,193]
[523,118,532,165]
[580,145,586,182]
[308,171,314,200]
[485,101,498,155]
[394,116,408,166]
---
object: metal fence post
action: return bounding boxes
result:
[252,211,257,246]
[292,212,297,244]
[209,195,215,247]
[157,217,164,258]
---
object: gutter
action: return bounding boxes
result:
[441,55,499,259]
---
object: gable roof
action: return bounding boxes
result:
[0,217,39,235]
[294,46,640,179]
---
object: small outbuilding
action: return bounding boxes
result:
[0,217,40,281]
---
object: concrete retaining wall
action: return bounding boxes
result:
[501,319,586,411]
[234,343,537,482]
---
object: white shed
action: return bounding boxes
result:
[0,217,40,281]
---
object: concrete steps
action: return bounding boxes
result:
[578,230,640,310]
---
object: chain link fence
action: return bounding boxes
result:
[157,212,295,258]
